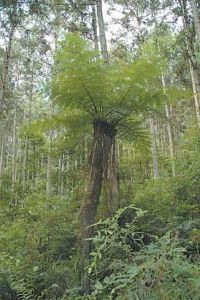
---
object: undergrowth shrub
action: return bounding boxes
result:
[87,207,200,300]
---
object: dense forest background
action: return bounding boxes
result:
[0,0,200,299]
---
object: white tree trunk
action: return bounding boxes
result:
[46,130,53,198]
[189,60,200,127]
[22,135,28,191]
[92,4,99,51]
[12,109,17,185]
[149,117,159,179]
[161,74,176,176]
[96,0,109,62]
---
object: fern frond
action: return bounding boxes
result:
[118,116,150,150]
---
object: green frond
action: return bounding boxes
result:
[118,116,150,150]
[51,109,91,149]
[52,33,164,123]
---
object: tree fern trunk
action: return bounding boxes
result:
[81,119,116,294]
[106,140,119,215]
[96,0,119,214]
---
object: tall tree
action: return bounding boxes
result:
[0,0,18,115]
[179,0,200,128]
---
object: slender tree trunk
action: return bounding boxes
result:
[161,74,176,176]
[0,21,16,114]
[16,135,21,184]
[22,135,28,191]
[165,104,176,176]
[12,109,17,186]
[155,36,176,175]
[189,60,200,127]
[81,119,116,294]
[0,132,5,179]
[46,130,53,198]
[179,0,200,128]
[149,117,159,179]
[58,156,62,195]
[92,4,99,51]
[0,130,5,193]
[96,0,109,62]
[0,133,4,197]
[191,0,200,44]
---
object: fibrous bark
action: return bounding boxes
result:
[81,119,116,294]
[106,141,119,215]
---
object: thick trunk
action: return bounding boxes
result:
[81,119,116,294]
[96,1,120,212]
[106,140,119,215]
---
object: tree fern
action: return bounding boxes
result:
[51,33,167,294]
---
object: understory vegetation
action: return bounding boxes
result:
[1,128,200,300]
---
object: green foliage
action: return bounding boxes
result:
[0,254,35,299]
[127,127,200,235]
[52,33,164,124]
[88,209,200,300]
[0,192,80,299]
